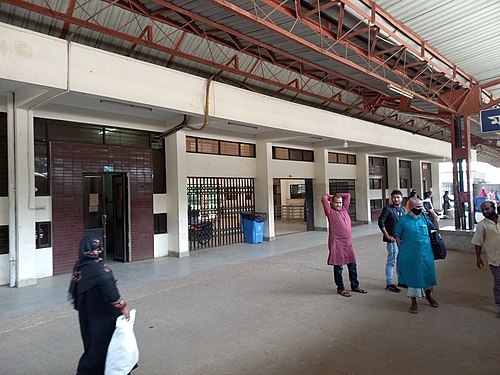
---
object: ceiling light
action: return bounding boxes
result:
[388,84,414,99]
[343,140,348,148]
[99,99,152,111]
[227,122,258,130]
[407,112,439,120]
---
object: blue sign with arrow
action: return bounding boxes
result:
[480,107,500,133]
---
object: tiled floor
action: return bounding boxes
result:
[1,221,498,375]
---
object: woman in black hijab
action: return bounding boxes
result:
[69,234,130,375]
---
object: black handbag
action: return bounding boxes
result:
[423,214,447,260]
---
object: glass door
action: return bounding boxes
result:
[83,174,106,258]
[83,173,129,262]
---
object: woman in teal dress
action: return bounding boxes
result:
[394,197,439,314]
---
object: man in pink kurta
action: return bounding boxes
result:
[322,193,367,297]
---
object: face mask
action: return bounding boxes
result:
[411,208,422,215]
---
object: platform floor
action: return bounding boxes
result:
[0,223,498,375]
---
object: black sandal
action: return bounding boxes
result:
[338,289,351,297]
[385,284,401,293]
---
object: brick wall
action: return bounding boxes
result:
[51,142,154,275]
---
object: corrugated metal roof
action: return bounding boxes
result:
[374,0,500,99]
[0,0,499,165]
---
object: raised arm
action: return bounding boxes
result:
[321,194,331,216]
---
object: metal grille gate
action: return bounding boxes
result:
[187,177,255,250]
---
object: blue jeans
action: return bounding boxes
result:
[490,265,500,305]
[386,241,400,285]
[333,263,359,291]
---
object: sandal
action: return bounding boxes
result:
[426,297,439,308]
[385,284,401,293]
[409,307,418,314]
[338,289,351,297]
[351,287,367,294]
[425,291,439,308]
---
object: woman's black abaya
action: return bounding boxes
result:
[69,234,129,375]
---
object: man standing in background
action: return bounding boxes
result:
[321,193,367,297]
[471,200,500,316]
[378,190,407,293]
[442,191,453,218]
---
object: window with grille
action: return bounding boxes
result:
[370,199,383,210]
[272,147,314,162]
[370,179,383,190]
[186,136,256,158]
[328,152,356,165]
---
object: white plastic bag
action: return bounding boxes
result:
[105,309,139,375]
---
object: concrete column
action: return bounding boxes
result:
[411,160,423,197]
[10,87,67,287]
[387,157,400,193]
[355,153,370,223]
[12,108,37,287]
[255,140,275,241]
[313,147,328,230]
[430,161,441,210]
[165,130,189,257]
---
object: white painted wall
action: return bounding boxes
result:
[153,194,167,214]
[35,248,52,279]
[154,234,169,258]
[0,23,67,89]
[326,163,357,180]
[186,153,256,177]
[271,160,315,179]
[34,197,51,221]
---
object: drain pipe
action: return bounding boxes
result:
[155,72,219,139]
[7,93,17,287]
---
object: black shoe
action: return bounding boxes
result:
[397,283,408,289]
[385,284,401,293]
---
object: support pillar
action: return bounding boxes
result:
[387,156,399,192]
[355,152,370,222]
[410,161,423,197]
[313,147,328,230]
[451,115,474,230]
[11,106,37,286]
[255,140,275,241]
[165,130,189,257]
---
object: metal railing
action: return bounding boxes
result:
[279,204,305,222]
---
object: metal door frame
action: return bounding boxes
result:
[82,172,130,262]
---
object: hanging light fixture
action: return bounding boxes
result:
[343,140,348,148]
[388,83,414,99]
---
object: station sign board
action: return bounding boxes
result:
[480,107,500,133]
